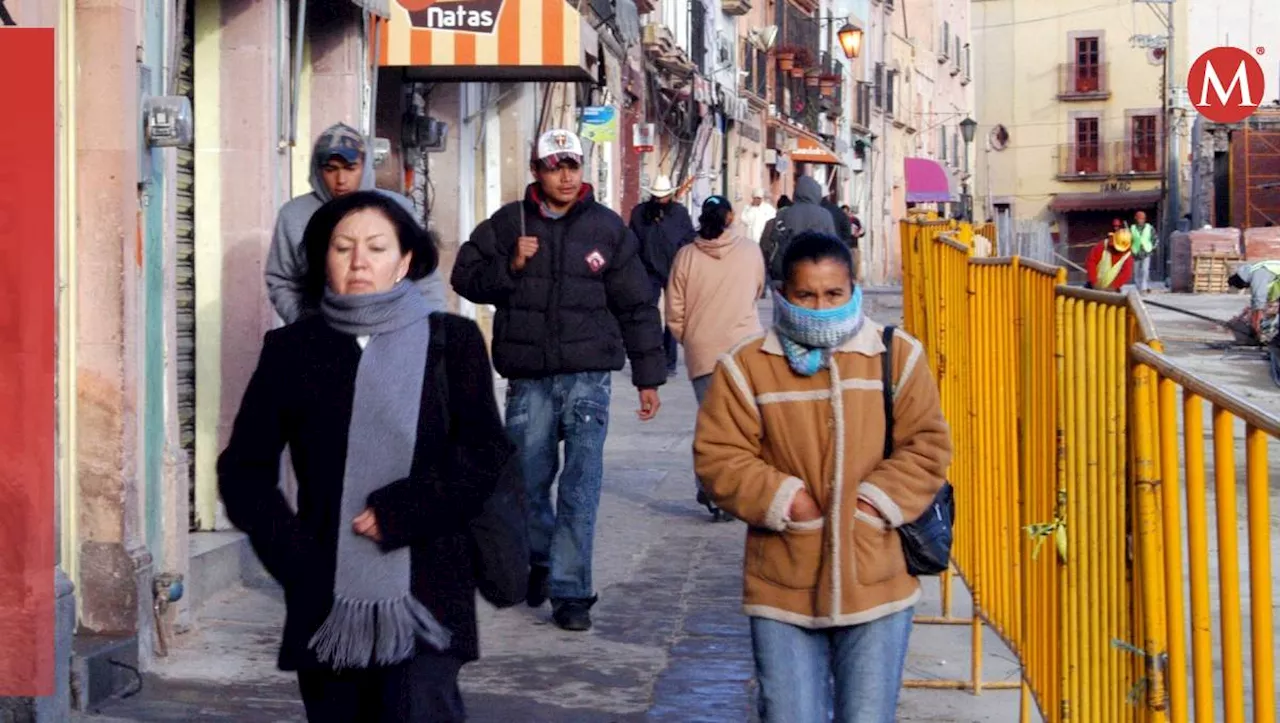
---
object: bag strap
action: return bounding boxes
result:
[429,312,450,436]
[881,325,896,460]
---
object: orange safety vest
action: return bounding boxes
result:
[1097,248,1131,289]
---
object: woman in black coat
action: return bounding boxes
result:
[218,191,514,722]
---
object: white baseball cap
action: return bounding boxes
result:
[752,187,765,198]
[534,129,584,169]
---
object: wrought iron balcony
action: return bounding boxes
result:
[1055,141,1163,180]
[1117,140,1163,178]
[1057,62,1111,100]
[1055,142,1112,179]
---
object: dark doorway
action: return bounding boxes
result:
[1213,151,1230,226]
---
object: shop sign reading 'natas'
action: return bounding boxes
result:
[398,0,503,33]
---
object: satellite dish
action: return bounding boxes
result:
[751,26,779,52]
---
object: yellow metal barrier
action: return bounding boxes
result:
[1056,286,1152,723]
[1131,344,1277,723]
[897,219,1278,723]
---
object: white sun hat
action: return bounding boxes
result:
[648,175,676,198]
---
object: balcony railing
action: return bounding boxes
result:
[772,0,821,133]
[775,0,818,59]
[1117,140,1163,177]
[1056,142,1110,179]
[821,51,844,117]
[1057,62,1110,100]
[1055,141,1164,179]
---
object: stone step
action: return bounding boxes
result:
[186,531,269,616]
[69,635,138,713]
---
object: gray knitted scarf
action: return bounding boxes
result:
[309,280,452,669]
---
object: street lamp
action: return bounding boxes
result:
[836,22,863,60]
[958,117,977,221]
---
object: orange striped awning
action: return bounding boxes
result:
[378,0,597,81]
[791,135,842,166]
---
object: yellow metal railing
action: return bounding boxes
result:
[898,219,1278,723]
[1131,344,1278,723]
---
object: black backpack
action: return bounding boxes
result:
[881,325,955,576]
[429,313,530,608]
[766,215,795,282]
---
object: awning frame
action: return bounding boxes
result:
[1048,189,1163,213]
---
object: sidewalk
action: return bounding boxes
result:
[81,293,1026,722]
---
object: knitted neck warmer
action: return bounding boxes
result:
[772,286,865,376]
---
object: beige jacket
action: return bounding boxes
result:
[693,322,951,628]
[666,228,766,379]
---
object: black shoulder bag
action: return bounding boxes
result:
[430,313,531,608]
[881,325,955,577]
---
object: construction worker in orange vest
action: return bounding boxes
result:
[1085,218,1134,292]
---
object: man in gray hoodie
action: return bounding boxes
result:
[764,175,837,282]
[265,123,447,323]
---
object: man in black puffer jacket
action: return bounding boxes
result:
[451,129,665,633]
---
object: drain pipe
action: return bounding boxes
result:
[151,573,184,657]
[1190,113,1203,229]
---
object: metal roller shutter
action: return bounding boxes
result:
[176,11,197,529]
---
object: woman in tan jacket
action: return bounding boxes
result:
[693,232,951,722]
[666,195,765,520]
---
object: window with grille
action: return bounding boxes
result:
[691,0,707,73]
[1131,115,1158,173]
[1075,117,1100,173]
[855,82,871,128]
[1073,36,1100,93]
[886,69,897,115]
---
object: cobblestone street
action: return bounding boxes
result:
[80,293,1024,722]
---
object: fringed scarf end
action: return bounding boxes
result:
[308,594,452,670]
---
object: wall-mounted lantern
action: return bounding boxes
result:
[837,22,863,60]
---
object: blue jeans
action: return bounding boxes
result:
[505,372,611,601]
[750,608,914,723]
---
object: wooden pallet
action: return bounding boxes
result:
[1192,252,1242,294]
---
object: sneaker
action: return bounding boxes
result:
[526,564,550,608]
[551,596,598,631]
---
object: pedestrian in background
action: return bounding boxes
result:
[665,195,765,521]
[629,175,697,377]
[759,194,791,273]
[265,123,445,324]
[764,177,836,284]
[1130,210,1157,294]
[693,232,951,723]
[821,192,854,249]
[739,188,777,246]
[451,129,666,632]
[219,191,514,722]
